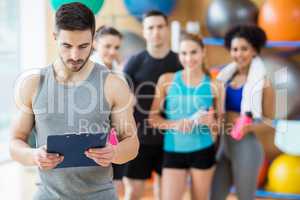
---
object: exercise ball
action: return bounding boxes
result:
[206,0,258,38]
[119,31,146,61]
[209,66,222,79]
[253,54,300,160]
[262,54,300,119]
[258,0,300,41]
[266,154,300,194]
[50,0,105,14]
[124,0,177,21]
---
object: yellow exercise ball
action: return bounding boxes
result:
[266,154,300,194]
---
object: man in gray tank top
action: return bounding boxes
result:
[10,3,139,200]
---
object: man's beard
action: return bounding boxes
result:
[60,50,92,72]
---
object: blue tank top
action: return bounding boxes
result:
[164,71,214,153]
[225,81,243,113]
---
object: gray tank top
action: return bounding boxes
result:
[32,64,118,200]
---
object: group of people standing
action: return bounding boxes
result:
[10,2,275,200]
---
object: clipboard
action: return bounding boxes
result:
[47,133,108,168]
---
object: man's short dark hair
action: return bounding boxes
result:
[143,10,168,25]
[55,2,96,36]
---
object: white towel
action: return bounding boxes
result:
[217,56,266,118]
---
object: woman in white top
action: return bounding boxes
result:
[92,25,125,196]
[92,25,123,71]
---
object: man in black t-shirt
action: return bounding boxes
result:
[123,10,182,200]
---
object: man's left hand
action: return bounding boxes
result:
[85,144,116,167]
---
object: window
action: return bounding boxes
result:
[0,0,20,162]
[0,0,19,70]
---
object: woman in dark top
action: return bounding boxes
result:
[210,25,275,200]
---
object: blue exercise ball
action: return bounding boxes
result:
[206,0,258,38]
[124,0,177,21]
[50,0,105,14]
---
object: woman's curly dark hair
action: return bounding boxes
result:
[224,25,267,53]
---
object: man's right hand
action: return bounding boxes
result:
[33,146,64,170]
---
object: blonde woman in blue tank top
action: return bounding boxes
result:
[149,33,223,200]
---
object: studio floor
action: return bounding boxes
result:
[0,161,275,200]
